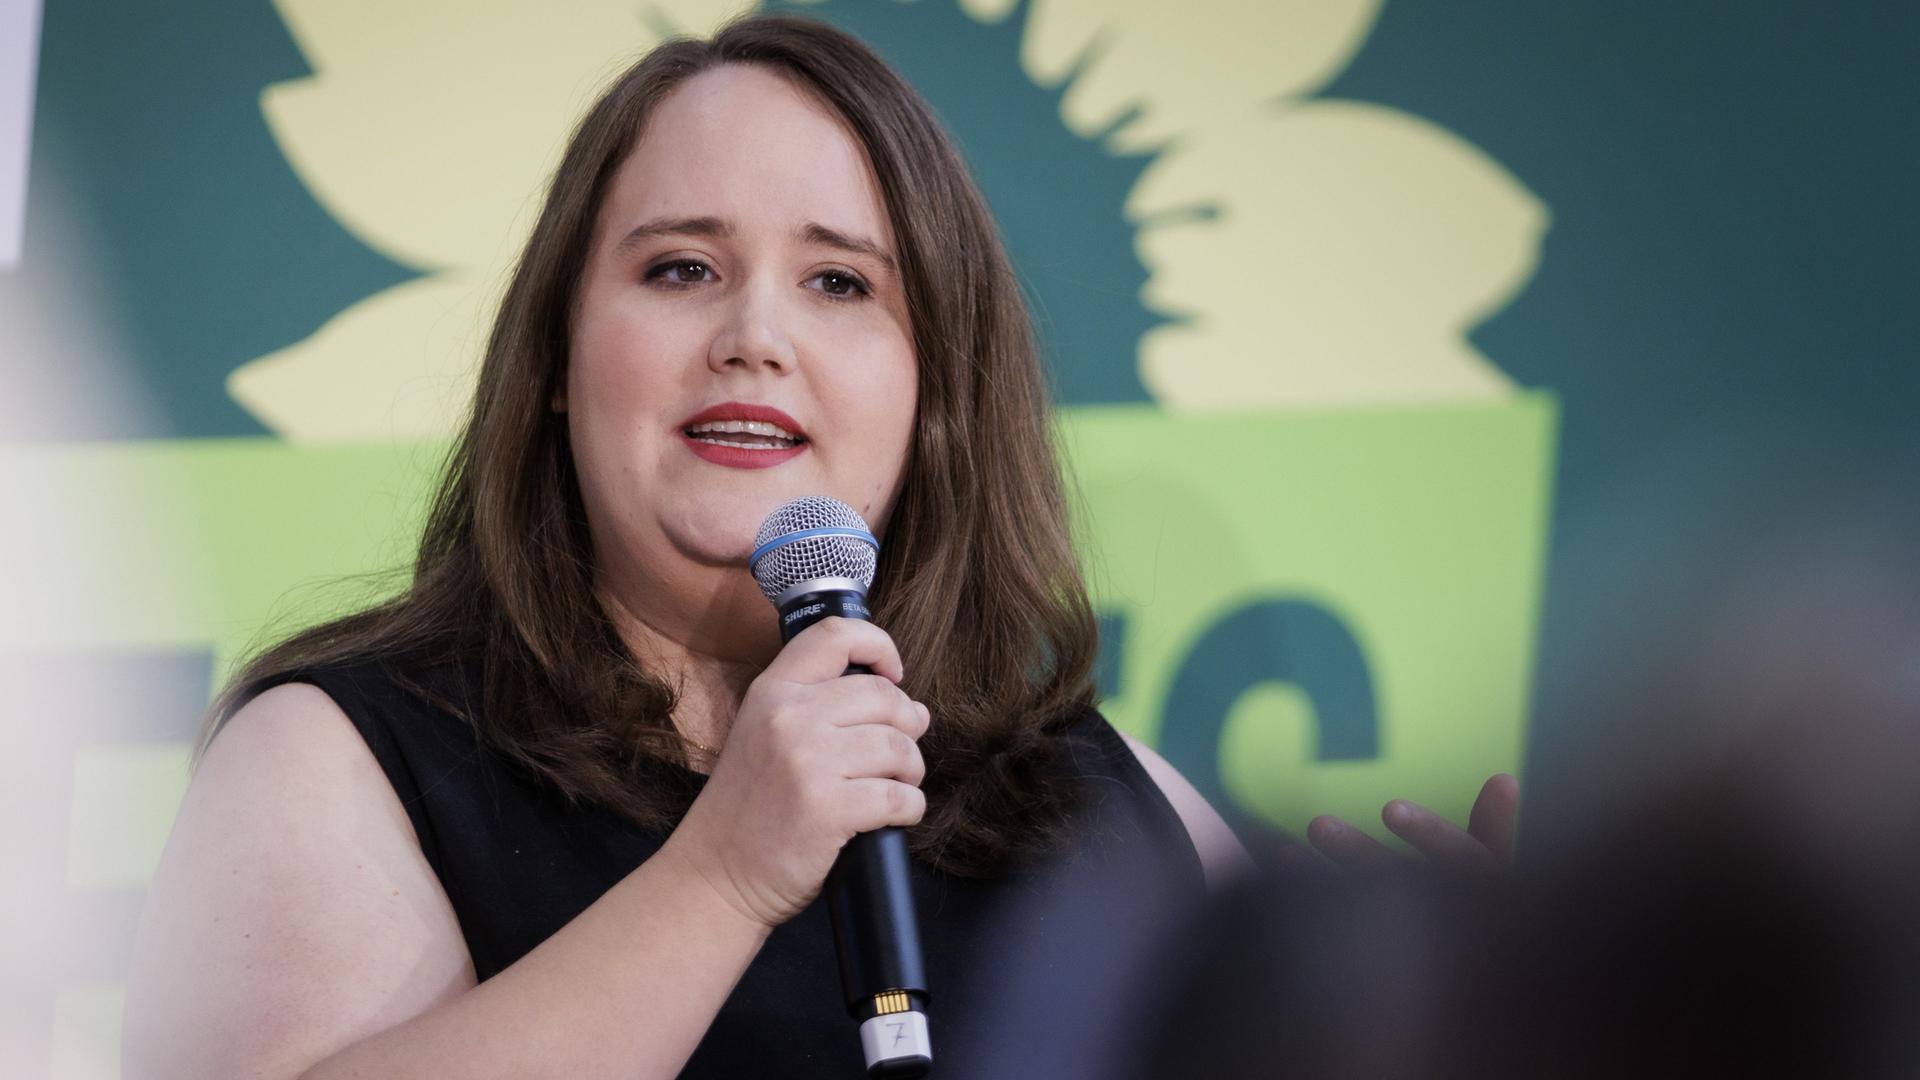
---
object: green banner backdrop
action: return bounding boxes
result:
[4,2,1915,1076]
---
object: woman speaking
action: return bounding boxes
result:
[123,14,1510,1078]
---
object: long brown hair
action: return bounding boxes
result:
[206,14,1099,878]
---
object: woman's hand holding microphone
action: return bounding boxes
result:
[662,617,931,930]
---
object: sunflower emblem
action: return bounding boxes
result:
[226,0,1553,840]
[232,0,1544,437]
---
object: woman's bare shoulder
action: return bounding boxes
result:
[123,681,476,1079]
[1117,731,1256,891]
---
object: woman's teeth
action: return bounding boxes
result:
[686,419,803,449]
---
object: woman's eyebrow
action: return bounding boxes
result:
[798,222,896,274]
[614,215,731,257]
[612,215,895,274]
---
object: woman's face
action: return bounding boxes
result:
[567,64,917,627]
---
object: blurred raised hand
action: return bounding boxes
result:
[1305,773,1518,872]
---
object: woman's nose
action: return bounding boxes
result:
[707,278,797,375]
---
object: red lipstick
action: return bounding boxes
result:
[677,402,809,470]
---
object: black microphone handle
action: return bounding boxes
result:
[776,587,931,1078]
[827,656,929,1016]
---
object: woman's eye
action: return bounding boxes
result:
[644,259,712,285]
[812,269,871,300]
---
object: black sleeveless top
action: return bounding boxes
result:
[277,657,1203,1078]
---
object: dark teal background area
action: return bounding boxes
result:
[8,0,1919,819]
[13,0,414,439]
[769,0,1165,405]
[1319,2,1920,828]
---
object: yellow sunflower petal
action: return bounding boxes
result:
[1129,101,1547,409]
[238,0,759,438]
[229,272,498,440]
[264,0,757,271]
[1021,0,1382,152]
[958,0,1020,21]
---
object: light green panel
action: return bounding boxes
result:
[3,396,1551,844]
[0,438,442,665]
[1217,683,1319,825]
[1063,397,1556,834]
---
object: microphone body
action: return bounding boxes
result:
[752,500,932,1079]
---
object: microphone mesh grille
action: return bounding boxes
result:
[750,496,878,602]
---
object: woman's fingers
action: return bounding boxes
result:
[764,617,906,685]
[1467,773,1519,864]
[810,675,929,736]
[1305,775,1520,875]
[1306,814,1400,869]
[837,722,926,786]
[1383,799,1500,871]
[843,777,928,831]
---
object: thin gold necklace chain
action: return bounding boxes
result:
[680,732,722,757]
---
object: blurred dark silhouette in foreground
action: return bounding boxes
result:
[1130,452,1920,1078]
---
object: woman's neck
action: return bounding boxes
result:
[593,572,777,754]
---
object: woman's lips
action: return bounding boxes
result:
[678,431,808,469]
[677,403,809,470]
[678,402,807,436]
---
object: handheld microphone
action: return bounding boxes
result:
[750,496,932,1080]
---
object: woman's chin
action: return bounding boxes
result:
[647,512,758,568]
[671,498,795,558]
